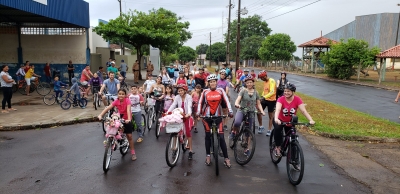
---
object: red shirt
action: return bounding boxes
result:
[112,98,131,120]
[236,70,243,79]
[277,96,303,122]
[44,66,51,76]
[251,73,256,79]
[24,66,30,73]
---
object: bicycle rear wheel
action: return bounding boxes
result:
[286,141,304,185]
[233,128,256,165]
[141,114,146,135]
[18,82,27,95]
[155,113,161,139]
[213,131,219,176]
[165,133,180,167]
[79,98,88,107]
[94,93,98,110]
[102,113,108,133]
[269,129,282,164]
[60,100,71,110]
[119,136,129,156]
[147,107,154,131]
[36,83,51,96]
[228,118,235,149]
[43,94,56,105]
[103,138,113,173]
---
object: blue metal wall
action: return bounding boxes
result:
[0,0,89,28]
[324,13,400,51]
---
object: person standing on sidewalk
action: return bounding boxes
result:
[1,65,16,113]
[67,60,74,85]
[44,63,52,83]
[146,61,154,79]
[132,60,140,84]
[257,70,276,136]
[119,60,128,78]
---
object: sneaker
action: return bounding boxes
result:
[81,106,86,109]
[266,129,271,136]
[258,126,264,134]
[131,154,137,161]
[244,149,250,156]
[57,97,62,101]
[188,152,193,160]
[223,125,228,131]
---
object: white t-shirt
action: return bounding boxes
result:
[128,93,144,112]
[144,80,156,92]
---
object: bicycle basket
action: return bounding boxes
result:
[165,122,183,133]
[147,98,156,106]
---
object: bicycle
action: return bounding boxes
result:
[130,103,147,135]
[146,97,156,131]
[102,118,130,173]
[101,94,116,133]
[200,115,227,176]
[228,108,256,165]
[92,86,101,110]
[154,97,173,139]
[60,90,88,110]
[43,88,68,106]
[164,121,188,167]
[269,115,309,185]
[18,77,51,96]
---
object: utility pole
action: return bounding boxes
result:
[209,32,212,68]
[226,0,232,67]
[235,0,241,75]
[118,0,124,55]
[393,4,400,70]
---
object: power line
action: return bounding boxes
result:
[122,0,224,8]
[255,0,299,16]
[264,0,321,20]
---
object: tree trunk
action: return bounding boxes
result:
[136,48,143,81]
[357,60,362,82]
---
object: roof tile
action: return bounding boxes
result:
[376,44,400,58]
[298,36,338,47]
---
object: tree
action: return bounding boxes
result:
[258,33,296,62]
[226,15,272,59]
[321,38,380,80]
[93,8,191,80]
[241,35,264,66]
[161,52,179,65]
[177,46,196,63]
[206,42,226,68]
[196,44,209,55]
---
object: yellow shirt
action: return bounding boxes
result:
[25,69,34,78]
[262,78,276,101]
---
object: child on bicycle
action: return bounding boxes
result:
[70,78,86,109]
[191,84,202,133]
[138,86,144,98]
[98,88,137,161]
[164,85,175,113]
[54,76,68,100]
[88,73,103,103]
[128,85,145,143]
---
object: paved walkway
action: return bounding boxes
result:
[0,71,146,131]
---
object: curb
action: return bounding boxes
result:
[0,117,99,131]
[249,67,399,91]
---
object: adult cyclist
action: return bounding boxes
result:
[197,74,233,168]
[276,72,289,99]
[217,69,230,130]
[194,67,207,89]
[257,70,276,136]
[273,83,315,159]
[99,71,120,106]
[235,69,249,91]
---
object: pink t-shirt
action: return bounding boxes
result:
[128,93,144,113]
[80,69,92,82]
[112,98,131,120]
[164,94,175,111]
[277,96,303,122]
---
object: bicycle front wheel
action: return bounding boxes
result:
[213,131,219,176]
[60,100,71,110]
[165,133,180,167]
[147,107,154,131]
[141,114,146,135]
[269,129,282,164]
[233,128,256,165]
[102,112,108,133]
[94,93,98,110]
[79,98,88,107]
[155,113,161,139]
[43,94,56,105]
[103,138,113,173]
[228,118,235,149]
[36,83,51,96]
[286,141,305,185]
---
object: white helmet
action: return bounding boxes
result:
[207,74,218,81]
[219,69,226,74]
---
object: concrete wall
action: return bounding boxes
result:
[0,34,18,63]
[89,27,108,53]
[96,47,113,67]
[90,53,102,71]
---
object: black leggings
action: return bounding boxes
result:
[272,119,288,146]
[204,132,229,159]
[2,87,12,110]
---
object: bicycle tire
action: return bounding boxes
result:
[18,82,35,94]
[12,84,18,93]
[141,114,146,135]
[155,113,161,139]
[229,118,235,149]
[60,100,71,110]
[94,93,98,110]
[43,94,56,105]
[286,141,305,185]
[103,138,113,173]
[102,113,108,133]
[79,98,88,107]
[165,133,180,167]
[269,129,282,164]
[213,131,219,176]
[233,128,256,165]
[36,83,51,96]
[30,83,37,93]
[147,107,154,131]
[119,136,129,156]
[182,134,187,153]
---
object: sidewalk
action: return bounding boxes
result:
[0,72,146,131]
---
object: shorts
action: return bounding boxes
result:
[25,77,36,85]
[120,114,133,134]
[261,99,276,113]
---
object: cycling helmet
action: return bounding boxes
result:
[284,83,296,92]
[219,69,226,74]
[207,74,218,81]
[244,69,249,72]
[244,75,254,82]
[176,84,188,91]
[258,70,267,79]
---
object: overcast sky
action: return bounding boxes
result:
[86,0,400,56]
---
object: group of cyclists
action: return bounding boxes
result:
[93,62,315,170]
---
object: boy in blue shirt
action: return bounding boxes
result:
[54,76,68,101]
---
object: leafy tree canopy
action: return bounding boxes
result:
[258,33,296,62]
[196,44,209,55]
[321,38,380,79]
[177,46,196,63]
[241,35,264,60]
[206,42,226,63]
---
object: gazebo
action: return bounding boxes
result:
[298,36,338,74]
[376,44,400,82]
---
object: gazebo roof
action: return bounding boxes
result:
[298,36,338,48]
[376,44,400,58]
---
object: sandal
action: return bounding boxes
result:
[1,110,9,113]
[224,159,232,168]
[274,148,282,158]
[205,155,211,166]
[136,137,143,143]
[8,108,17,111]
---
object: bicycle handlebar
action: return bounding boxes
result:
[199,115,227,119]
[280,122,311,127]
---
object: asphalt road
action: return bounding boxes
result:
[0,89,370,194]
[253,70,400,123]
